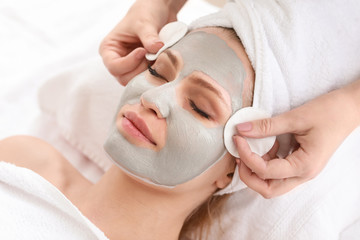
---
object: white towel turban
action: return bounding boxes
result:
[190,0,360,194]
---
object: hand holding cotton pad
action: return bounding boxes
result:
[224,107,276,158]
[145,21,188,61]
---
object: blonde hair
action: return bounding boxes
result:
[180,193,231,239]
[179,27,252,239]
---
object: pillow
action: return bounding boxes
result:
[38,56,122,171]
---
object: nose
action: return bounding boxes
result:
[140,96,167,118]
[140,84,175,118]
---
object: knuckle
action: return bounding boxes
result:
[249,159,269,180]
[261,189,273,199]
[298,164,310,178]
[117,76,130,86]
[98,38,110,55]
[256,169,267,180]
[260,181,274,199]
[135,19,148,29]
[108,66,120,78]
[288,153,309,177]
[291,154,319,180]
[135,19,156,37]
[98,41,104,55]
[288,111,309,133]
[258,118,273,135]
[303,167,318,180]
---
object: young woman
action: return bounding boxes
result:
[0,26,257,239]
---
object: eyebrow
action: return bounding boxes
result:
[191,76,226,103]
[163,50,179,69]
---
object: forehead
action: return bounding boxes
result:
[170,31,245,111]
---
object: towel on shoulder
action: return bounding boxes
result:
[0,161,108,240]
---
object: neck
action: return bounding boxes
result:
[76,166,201,240]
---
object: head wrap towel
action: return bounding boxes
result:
[190,0,360,194]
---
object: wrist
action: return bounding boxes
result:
[169,0,187,13]
[161,0,187,16]
[342,79,360,126]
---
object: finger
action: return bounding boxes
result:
[238,160,303,198]
[137,24,164,53]
[101,47,146,85]
[261,140,279,161]
[234,136,299,179]
[236,111,299,138]
[116,57,149,85]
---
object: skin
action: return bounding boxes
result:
[1,136,232,239]
[99,0,187,85]
[115,68,233,150]
[106,30,252,186]
[0,27,256,240]
[100,0,360,198]
[235,79,360,198]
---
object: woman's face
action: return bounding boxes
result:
[104,29,248,187]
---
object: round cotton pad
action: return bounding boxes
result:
[145,21,188,61]
[224,107,276,158]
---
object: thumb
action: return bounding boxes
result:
[236,112,297,138]
[137,24,164,54]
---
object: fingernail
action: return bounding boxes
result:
[135,49,146,59]
[236,122,252,132]
[154,39,164,44]
[235,158,241,165]
[152,40,164,48]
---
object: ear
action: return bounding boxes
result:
[215,171,234,189]
[213,152,236,189]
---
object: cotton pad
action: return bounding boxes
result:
[224,107,276,157]
[145,21,188,61]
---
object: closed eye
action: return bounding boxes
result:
[189,99,210,119]
[148,65,168,82]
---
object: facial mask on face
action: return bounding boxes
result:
[104,31,246,187]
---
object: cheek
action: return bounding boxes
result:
[121,73,154,103]
[167,106,224,152]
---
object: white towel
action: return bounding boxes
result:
[0,161,108,240]
[207,127,360,239]
[188,1,360,238]
[191,0,360,115]
[190,0,360,194]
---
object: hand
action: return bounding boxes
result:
[234,84,360,198]
[99,0,186,85]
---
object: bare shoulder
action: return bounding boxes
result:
[0,135,85,191]
[0,135,66,170]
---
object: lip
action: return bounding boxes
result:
[122,111,156,145]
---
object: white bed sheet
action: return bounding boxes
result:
[1,0,360,239]
[0,0,218,139]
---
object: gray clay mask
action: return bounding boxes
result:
[104,31,246,187]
